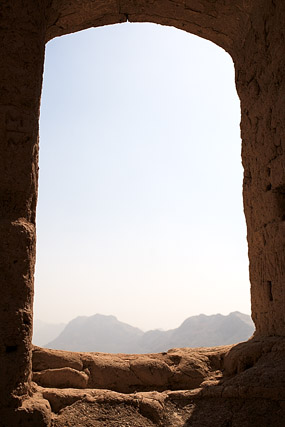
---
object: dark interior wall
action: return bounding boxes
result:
[234,0,285,336]
[0,0,284,422]
[0,0,47,411]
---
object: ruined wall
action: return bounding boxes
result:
[0,0,47,416]
[234,1,285,336]
[0,0,284,424]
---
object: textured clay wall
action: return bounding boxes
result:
[234,1,285,336]
[0,0,47,415]
[0,0,284,424]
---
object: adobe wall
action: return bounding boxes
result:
[0,0,47,416]
[0,0,284,425]
[234,1,285,336]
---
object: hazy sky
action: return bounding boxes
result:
[34,22,251,331]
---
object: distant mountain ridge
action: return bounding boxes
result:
[42,312,254,353]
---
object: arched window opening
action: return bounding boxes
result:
[33,23,252,352]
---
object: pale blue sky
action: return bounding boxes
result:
[34,22,251,331]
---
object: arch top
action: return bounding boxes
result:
[46,0,252,54]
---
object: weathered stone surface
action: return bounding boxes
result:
[33,346,83,371]
[0,0,284,425]
[29,338,285,425]
[32,345,224,392]
[16,397,52,427]
[32,339,285,397]
[33,367,89,389]
[24,386,285,427]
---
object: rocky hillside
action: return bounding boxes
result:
[44,312,254,353]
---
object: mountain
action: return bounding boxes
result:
[45,314,144,353]
[33,320,66,347]
[44,311,254,353]
[141,312,254,353]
